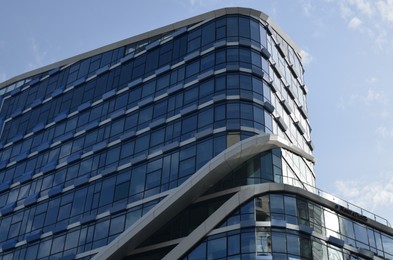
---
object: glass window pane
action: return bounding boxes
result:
[257,231,271,254]
[272,232,286,253]
[328,246,343,260]
[270,194,284,214]
[94,219,110,241]
[208,237,226,259]
[51,235,65,254]
[130,165,146,195]
[188,242,206,260]
[241,232,255,253]
[287,234,300,256]
[284,196,297,216]
[196,139,213,169]
[110,215,125,236]
[114,181,130,201]
[324,210,339,238]
[65,230,80,250]
[38,239,52,258]
[382,234,393,256]
[198,108,213,128]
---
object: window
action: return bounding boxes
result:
[146,170,161,189]
[182,115,197,135]
[200,53,214,71]
[142,81,156,98]
[138,107,153,126]
[272,232,286,253]
[186,60,200,78]
[198,108,213,128]
[188,242,206,260]
[179,157,195,178]
[114,181,130,201]
[130,165,146,195]
[94,219,110,241]
[51,235,65,255]
[38,239,52,258]
[208,237,226,259]
[184,87,198,105]
[202,22,215,46]
[65,230,80,250]
[196,139,213,169]
[239,17,251,39]
[135,134,149,154]
[153,100,167,118]
[241,231,255,253]
[109,214,125,236]
[227,16,239,37]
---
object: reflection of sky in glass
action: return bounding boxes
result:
[38,239,52,258]
[328,246,343,260]
[256,232,271,254]
[324,209,339,238]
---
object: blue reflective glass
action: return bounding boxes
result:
[208,237,226,259]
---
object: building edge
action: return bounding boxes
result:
[0,7,302,90]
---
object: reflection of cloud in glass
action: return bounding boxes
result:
[324,209,340,238]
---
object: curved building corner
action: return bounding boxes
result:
[0,7,392,260]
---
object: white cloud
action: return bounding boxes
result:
[348,0,375,17]
[348,16,363,28]
[328,0,393,49]
[300,0,314,17]
[350,87,387,106]
[335,174,393,211]
[28,37,47,70]
[338,2,354,20]
[376,0,393,22]
[189,0,201,6]
[365,88,387,104]
[375,27,389,50]
[367,77,378,84]
[299,49,313,65]
[375,126,393,138]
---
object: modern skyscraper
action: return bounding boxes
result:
[0,7,392,260]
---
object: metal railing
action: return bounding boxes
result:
[282,176,392,227]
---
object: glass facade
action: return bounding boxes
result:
[182,193,393,259]
[0,7,391,260]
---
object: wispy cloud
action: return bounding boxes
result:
[329,0,393,50]
[300,49,313,66]
[367,77,378,84]
[348,16,363,28]
[189,0,203,6]
[348,0,375,17]
[365,88,387,104]
[374,26,389,50]
[338,1,354,20]
[335,174,393,211]
[28,37,47,70]
[376,0,393,22]
[300,0,314,17]
[375,126,393,138]
[350,87,388,105]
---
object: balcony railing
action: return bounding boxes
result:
[283,176,392,227]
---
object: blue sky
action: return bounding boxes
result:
[1,0,393,224]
